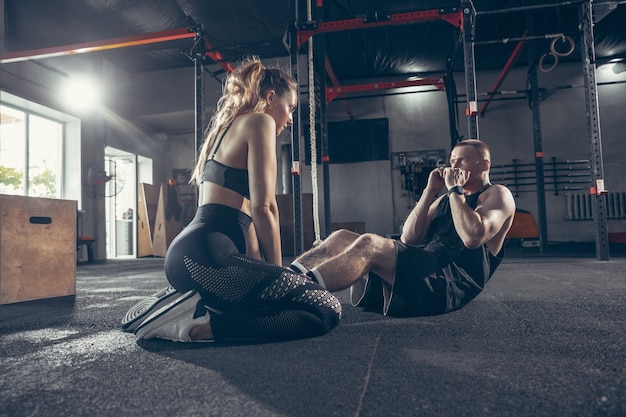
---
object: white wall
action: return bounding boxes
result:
[169,58,626,243]
[2,52,625,252]
[299,61,626,242]
[473,62,626,242]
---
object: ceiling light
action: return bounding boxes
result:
[60,76,102,114]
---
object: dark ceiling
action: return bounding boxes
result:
[2,0,626,134]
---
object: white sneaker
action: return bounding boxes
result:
[134,290,212,342]
[121,285,181,332]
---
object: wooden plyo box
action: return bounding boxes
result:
[0,194,76,304]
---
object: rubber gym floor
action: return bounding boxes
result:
[1,243,624,417]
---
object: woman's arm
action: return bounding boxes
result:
[246,114,282,265]
[245,222,263,260]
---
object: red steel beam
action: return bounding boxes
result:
[326,78,445,102]
[0,28,197,64]
[324,56,354,117]
[479,35,527,116]
[297,9,463,48]
[204,41,235,73]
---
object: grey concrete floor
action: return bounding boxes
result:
[1,246,624,417]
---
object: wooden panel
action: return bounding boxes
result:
[137,183,159,257]
[0,195,76,304]
[152,184,184,257]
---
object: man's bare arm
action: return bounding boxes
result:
[448,184,516,249]
[401,167,447,245]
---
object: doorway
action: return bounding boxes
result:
[104,147,137,259]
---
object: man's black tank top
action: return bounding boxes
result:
[424,184,503,280]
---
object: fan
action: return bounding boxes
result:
[83,159,125,198]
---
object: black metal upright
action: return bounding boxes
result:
[580,0,609,261]
[313,2,331,239]
[288,21,304,255]
[525,14,549,254]
[193,30,205,160]
[462,1,479,140]
[445,64,461,148]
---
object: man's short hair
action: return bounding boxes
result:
[454,139,491,161]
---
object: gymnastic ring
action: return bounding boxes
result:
[539,52,558,73]
[550,35,575,57]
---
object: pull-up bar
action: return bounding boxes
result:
[0,27,234,73]
[296,8,463,49]
[326,78,445,103]
[474,0,584,16]
[0,28,197,64]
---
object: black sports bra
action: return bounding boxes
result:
[202,124,250,200]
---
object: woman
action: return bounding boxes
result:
[124,57,341,342]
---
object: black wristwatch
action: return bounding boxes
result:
[447,185,465,196]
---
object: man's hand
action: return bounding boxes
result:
[401,167,446,245]
[443,167,470,189]
[425,167,446,194]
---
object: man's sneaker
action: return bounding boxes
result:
[134,290,212,342]
[121,285,181,332]
[350,273,384,311]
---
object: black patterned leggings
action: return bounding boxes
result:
[164,204,341,341]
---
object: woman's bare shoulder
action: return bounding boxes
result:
[234,112,274,128]
[231,113,275,146]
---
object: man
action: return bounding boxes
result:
[291,139,516,317]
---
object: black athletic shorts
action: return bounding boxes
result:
[351,241,480,317]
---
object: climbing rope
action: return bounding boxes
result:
[307,1,322,245]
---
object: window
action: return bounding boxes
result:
[1,91,81,205]
[0,106,26,194]
[304,118,390,164]
[0,104,64,198]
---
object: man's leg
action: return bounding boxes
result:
[291,229,361,272]
[309,233,397,292]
